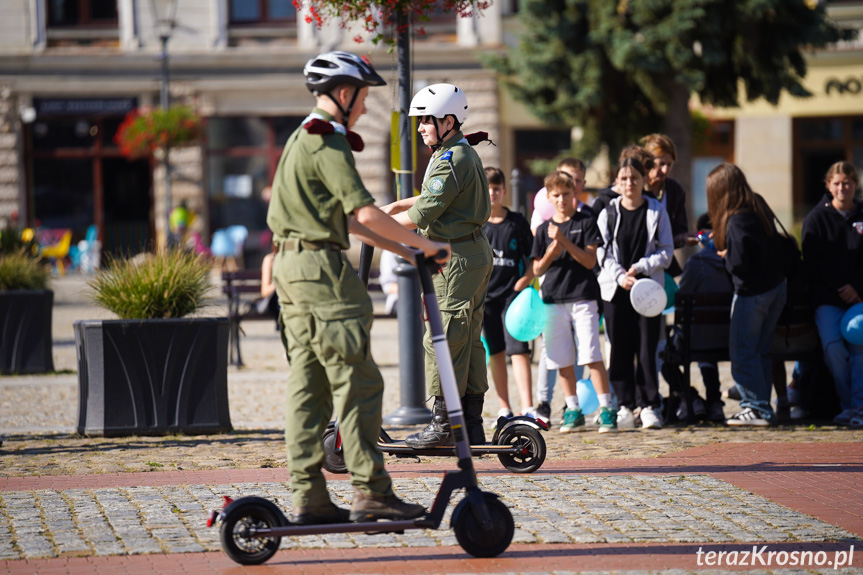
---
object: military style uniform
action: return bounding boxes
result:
[407,131,493,398]
[267,108,392,508]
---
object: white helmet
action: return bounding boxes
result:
[409,83,468,124]
[303,51,386,96]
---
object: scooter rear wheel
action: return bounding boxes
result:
[322,426,348,474]
[220,501,282,565]
[496,424,546,473]
[452,492,514,557]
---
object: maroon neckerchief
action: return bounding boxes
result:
[303,118,364,152]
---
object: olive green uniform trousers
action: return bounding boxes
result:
[424,233,493,397]
[274,246,391,508]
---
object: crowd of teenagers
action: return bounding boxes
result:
[480,139,863,432]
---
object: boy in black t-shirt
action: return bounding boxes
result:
[531,171,615,433]
[482,167,536,424]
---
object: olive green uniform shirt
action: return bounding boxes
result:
[407,132,491,240]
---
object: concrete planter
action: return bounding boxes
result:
[74,318,231,436]
[0,290,55,375]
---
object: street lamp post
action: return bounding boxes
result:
[150,0,178,247]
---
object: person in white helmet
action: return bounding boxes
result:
[384,83,493,448]
[267,51,450,524]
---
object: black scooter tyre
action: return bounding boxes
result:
[220,501,282,565]
[452,492,514,558]
[322,426,348,474]
[496,424,546,473]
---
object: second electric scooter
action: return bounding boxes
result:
[322,243,547,474]
[209,250,515,566]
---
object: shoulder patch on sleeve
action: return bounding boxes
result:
[429,176,445,194]
[440,151,453,161]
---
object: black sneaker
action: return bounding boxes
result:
[726,408,771,427]
[536,401,552,427]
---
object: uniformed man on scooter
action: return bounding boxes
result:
[267,51,450,524]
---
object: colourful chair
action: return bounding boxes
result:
[39,229,72,276]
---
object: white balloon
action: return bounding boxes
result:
[630,278,667,318]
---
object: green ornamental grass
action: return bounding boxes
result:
[89,249,214,319]
[0,250,50,291]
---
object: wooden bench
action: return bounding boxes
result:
[222,267,383,367]
[664,291,821,422]
[222,269,272,367]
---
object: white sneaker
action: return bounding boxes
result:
[488,408,513,430]
[616,406,635,429]
[640,406,663,429]
[726,407,771,426]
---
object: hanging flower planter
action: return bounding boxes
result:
[114,105,201,159]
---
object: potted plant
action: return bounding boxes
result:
[0,246,54,375]
[75,249,231,436]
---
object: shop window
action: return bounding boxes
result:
[229,0,296,24]
[206,116,303,265]
[794,115,863,219]
[47,0,118,27]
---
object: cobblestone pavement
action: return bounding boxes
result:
[1,274,862,574]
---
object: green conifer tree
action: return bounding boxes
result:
[488,0,856,178]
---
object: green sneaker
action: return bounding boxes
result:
[597,406,617,433]
[560,407,585,433]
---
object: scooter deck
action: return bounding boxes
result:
[378,441,524,457]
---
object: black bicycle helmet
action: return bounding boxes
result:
[303,51,386,96]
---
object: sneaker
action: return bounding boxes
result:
[706,401,726,423]
[349,488,426,522]
[790,405,809,420]
[849,412,863,429]
[559,407,585,433]
[616,406,636,429]
[640,406,663,429]
[722,386,742,401]
[833,408,857,426]
[597,406,617,433]
[775,403,791,423]
[676,396,706,422]
[488,407,513,430]
[726,408,771,427]
[535,401,552,427]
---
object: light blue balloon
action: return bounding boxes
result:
[576,378,599,415]
[841,303,863,345]
[481,334,490,365]
[505,287,546,342]
[664,272,678,311]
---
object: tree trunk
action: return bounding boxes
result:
[662,81,693,225]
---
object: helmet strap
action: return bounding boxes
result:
[323,86,361,127]
[429,116,454,152]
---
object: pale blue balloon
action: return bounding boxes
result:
[576,378,599,415]
[840,303,863,345]
[505,287,546,342]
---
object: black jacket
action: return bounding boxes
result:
[802,194,863,309]
[723,201,785,297]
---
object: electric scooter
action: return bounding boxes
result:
[209,250,515,566]
[322,244,547,474]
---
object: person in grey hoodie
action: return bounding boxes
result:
[597,157,673,430]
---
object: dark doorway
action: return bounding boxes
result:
[102,158,152,256]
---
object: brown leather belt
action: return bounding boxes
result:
[278,239,343,252]
[427,228,483,244]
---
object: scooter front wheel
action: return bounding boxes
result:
[496,424,546,473]
[220,501,282,565]
[452,491,514,558]
[322,426,348,474]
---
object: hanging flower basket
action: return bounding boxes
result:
[114,105,201,159]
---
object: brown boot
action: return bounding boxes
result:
[404,397,452,448]
[291,501,351,525]
[349,488,426,522]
